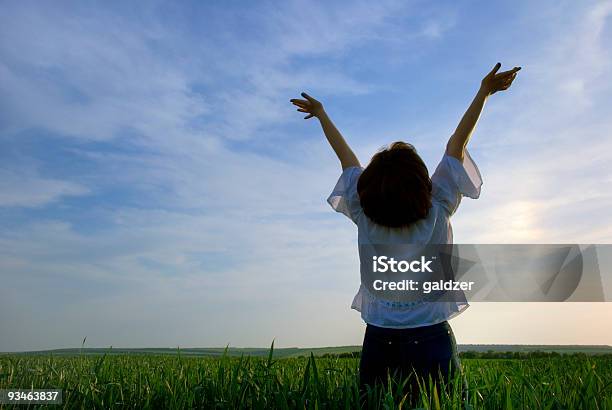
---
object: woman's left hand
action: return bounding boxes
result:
[290,92,325,119]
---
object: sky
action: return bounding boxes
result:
[1,0,611,352]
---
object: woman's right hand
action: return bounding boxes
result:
[290,92,325,119]
[480,62,521,96]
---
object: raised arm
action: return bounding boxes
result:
[446,63,521,161]
[290,92,361,170]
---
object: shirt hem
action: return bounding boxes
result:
[352,302,470,329]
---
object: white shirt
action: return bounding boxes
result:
[327,150,483,328]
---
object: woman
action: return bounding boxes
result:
[290,62,520,403]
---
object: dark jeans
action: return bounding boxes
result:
[359,321,466,405]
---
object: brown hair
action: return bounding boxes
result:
[357,141,432,228]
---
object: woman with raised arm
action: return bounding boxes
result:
[290,63,520,404]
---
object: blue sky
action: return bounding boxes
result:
[1,0,611,351]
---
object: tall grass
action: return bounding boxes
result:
[0,346,610,409]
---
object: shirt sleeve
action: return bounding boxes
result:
[431,149,483,215]
[327,166,364,223]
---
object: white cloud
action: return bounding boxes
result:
[0,169,89,207]
[449,1,612,244]
[0,3,209,142]
[1,1,412,350]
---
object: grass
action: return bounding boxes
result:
[0,345,611,409]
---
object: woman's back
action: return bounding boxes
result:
[327,149,483,327]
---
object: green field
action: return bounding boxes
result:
[10,344,611,358]
[1,348,611,409]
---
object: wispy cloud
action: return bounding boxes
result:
[0,169,89,207]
